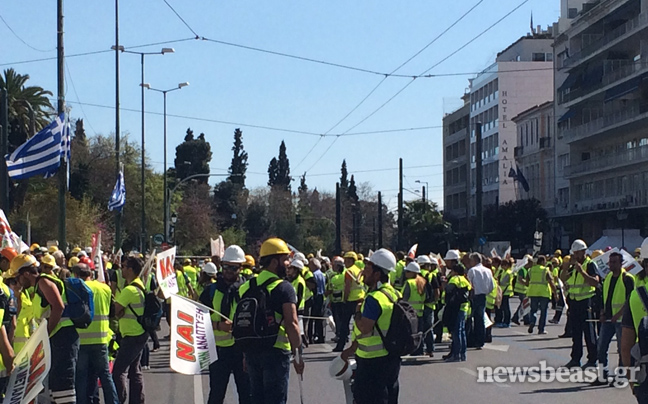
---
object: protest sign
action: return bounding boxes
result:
[156,247,178,298]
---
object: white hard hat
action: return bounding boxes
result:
[369,248,396,272]
[570,239,587,253]
[322,257,331,264]
[416,255,431,265]
[85,247,93,254]
[294,252,308,264]
[202,262,218,275]
[405,262,421,274]
[444,249,461,261]
[290,259,304,270]
[429,256,439,266]
[222,245,246,264]
[640,238,648,260]
[329,355,355,381]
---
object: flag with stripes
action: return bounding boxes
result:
[5,113,69,180]
[108,166,126,212]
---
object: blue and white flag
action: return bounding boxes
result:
[108,166,126,212]
[5,113,70,180]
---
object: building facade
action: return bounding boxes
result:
[553,0,648,245]
[443,97,470,230]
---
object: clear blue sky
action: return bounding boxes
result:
[2,0,560,210]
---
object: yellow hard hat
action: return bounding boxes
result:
[68,256,80,268]
[245,255,256,267]
[563,255,571,262]
[554,249,562,256]
[259,238,291,258]
[29,243,40,252]
[7,253,39,277]
[635,248,641,254]
[591,250,604,259]
[71,247,82,255]
[357,253,364,261]
[41,254,59,268]
[183,258,191,265]
[551,257,560,266]
[48,245,59,254]
[343,251,357,261]
[307,253,314,259]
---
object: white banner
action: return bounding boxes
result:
[210,236,224,258]
[3,320,51,404]
[140,249,157,288]
[169,294,218,375]
[156,247,178,299]
[591,247,642,278]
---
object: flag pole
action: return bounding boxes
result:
[57,0,67,250]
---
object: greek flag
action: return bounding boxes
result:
[108,167,126,212]
[5,113,70,180]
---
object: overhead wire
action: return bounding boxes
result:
[162,0,201,38]
[65,61,98,136]
[0,13,54,53]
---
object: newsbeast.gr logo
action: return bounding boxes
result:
[476,361,640,388]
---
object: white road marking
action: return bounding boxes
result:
[483,344,510,352]
[459,367,510,388]
[193,374,203,404]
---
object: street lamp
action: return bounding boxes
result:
[145,82,190,242]
[111,45,174,252]
[617,207,628,250]
[415,180,429,202]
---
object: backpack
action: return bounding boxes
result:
[62,278,94,329]
[232,277,282,352]
[374,288,422,357]
[128,282,163,333]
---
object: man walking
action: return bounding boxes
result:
[308,258,326,344]
[521,256,555,335]
[334,252,364,352]
[467,253,493,349]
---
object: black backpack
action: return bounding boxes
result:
[128,282,163,333]
[232,277,282,352]
[374,289,422,357]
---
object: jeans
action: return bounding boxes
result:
[501,296,511,325]
[336,301,359,350]
[308,294,324,342]
[113,332,148,404]
[450,311,467,360]
[472,294,486,348]
[597,322,623,375]
[422,306,435,353]
[529,297,550,332]
[208,346,251,404]
[569,298,598,364]
[331,302,344,341]
[50,326,80,404]
[354,355,400,404]
[303,298,312,343]
[512,293,529,324]
[76,344,119,404]
[245,349,290,404]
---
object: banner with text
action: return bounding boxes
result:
[591,247,642,278]
[169,294,218,375]
[3,320,51,404]
[156,247,178,299]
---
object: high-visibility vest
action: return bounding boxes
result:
[13,290,33,354]
[176,270,189,297]
[486,277,498,310]
[32,273,74,337]
[603,270,634,319]
[78,280,112,345]
[212,284,239,348]
[404,278,425,317]
[514,268,529,294]
[345,265,365,302]
[353,284,400,359]
[447,275,472,312]
[197,279,215,297]
[115,269,126,292]
[0,280,10,376]
[238,270,291,351]
[567,257,596,301]
[301,269,314,301]
[390,260,406,290]
[291,276,306,312]
[329,273,345,303]
[184,265,198,289]
[498,269,514,297]
[526,265,552,298]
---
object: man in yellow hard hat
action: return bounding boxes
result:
[241,255,255,279]
[334,251,364,352]
[182,258,198,291]
[233,238,303,404]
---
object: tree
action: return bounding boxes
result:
[267,141,291,191]
[340,160,349,192]
[268,158,278,187]
[69,119,90,200]
[483,198,548,251]
[347,175,359,202]
[175,183,217,254]
[402,200,449,254]
[229,128,248,187]
[174,128,212,183]
[298,173,308,195]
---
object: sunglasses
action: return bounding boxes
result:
[222,264,239,272]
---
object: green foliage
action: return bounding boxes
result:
[268,141,291,191]
[229,128,248,187]
[174,128,212,183]
[402,200,449,253]
[221,227,247,248]
[340,160,348,191]
[484,198,548,250]
[175,183,216,254]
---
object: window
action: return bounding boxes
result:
[568,8,578,18]
[546,53,553,61]
[532,53,546,62]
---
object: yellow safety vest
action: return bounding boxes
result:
[354,284,401,359]
[176,270,189,298]
[301,269,314,301]
[14,290,34,354]
[603,271,633,319]
[116,278,145,337]
[345,265,365,302]
[567,257,596,301]
[498,269,514,297]
[390,260,406,290]
[184,265,198,289]
[32,273,74,337]
[514,267,529,295]
[629,286,648,339]
[291,276,306,312]
[78,280,112,345]
[447,275,472,312]
[238,270,291,351]
[404,278,425,317]
[328,273,345,303]
[0,280,10,376]
[212,284,238,348]
[486,277,498,310]
[527,265,552,298]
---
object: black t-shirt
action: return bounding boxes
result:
[604,273,634,318]
[268,280,297,318]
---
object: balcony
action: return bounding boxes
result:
[564,144,648,178]
[514,146,523,158]
[559,60,648,105]
[562,103,648,143]
[562,13,648,69]
[539,137,551,149]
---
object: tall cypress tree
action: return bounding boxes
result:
[229,128,248,187]
[340,160,349,192]
[275,141,292,191]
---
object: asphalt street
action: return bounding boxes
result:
[141,311,633,404]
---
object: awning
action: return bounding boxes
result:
[557,73,580,92]
[604,76,641,102]
[557,109,575,123]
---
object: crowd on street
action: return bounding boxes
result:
[0,235,647,404]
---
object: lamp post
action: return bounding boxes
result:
[617,207,628,250]
[415,180,429,202]
[144,82,190,242]
[112,46,174,252]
